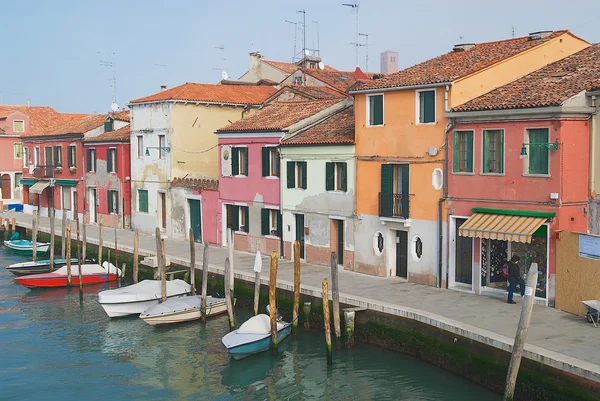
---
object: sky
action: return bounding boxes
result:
[1,0,599,114]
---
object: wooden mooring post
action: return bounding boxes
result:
[113,214,118,276]
[61,211,66,258]
[293,241,301,334]
[98,216,103,268]
[503,263,539,401]
[331,252,341,349]
[322,278,332,365]
[253,251,262,316]
[82,218,87,262]
[269,251,278,354]
[189,229,196,295]
[201,242,209,323]
[155,227,166,302]
[224,257,235,330]
[32,210,38,262]
[303,302,312,331]
[344,310,355,348]
[11,218,16,232]
[75,199,83,300]
[227,228,234,299]
[66,225,72,286]
[133,230,139,284]
[49,195,55,271]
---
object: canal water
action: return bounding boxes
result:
[0,247,499,401]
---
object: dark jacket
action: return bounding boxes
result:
[507,261,521,283]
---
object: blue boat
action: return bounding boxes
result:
[4,239,50,256]
[221,314,293,360]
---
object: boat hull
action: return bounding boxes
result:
[15,273,118,288]
[6,258,92,276]
[99,294,189,318]
[140,296,229,326]
[5,241,50,256]
[222,323,292,360]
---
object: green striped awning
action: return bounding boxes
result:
[21,179,37,186]
[55,180,78,187]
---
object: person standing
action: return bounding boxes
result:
[507,254,524,304]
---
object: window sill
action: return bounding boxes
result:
[233,175,248,178]
[327,190,347,194]
[450,171,475,175]
[366,124,385,128]
[265,235,280,240]
[523,173,551,178]
[480,172,505,176]
[235,231,248,236]
[416,121,436,126]
[265,176,280,180]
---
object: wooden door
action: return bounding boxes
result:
[396,230,408,278]
[159,192,166,229]
[189,199,202,242]
[1,174,11,199]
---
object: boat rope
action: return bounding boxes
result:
[199,301,214,317]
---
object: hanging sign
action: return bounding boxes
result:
[579,234,600,261]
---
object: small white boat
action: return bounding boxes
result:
[4,239,50,256]
[221,314,292,360]
[98,279,191,318]
[140,295,229,327]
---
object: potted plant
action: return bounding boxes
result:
[55,165,63,173]
[69,166,76,173]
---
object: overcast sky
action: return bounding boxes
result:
[1,0,598,113]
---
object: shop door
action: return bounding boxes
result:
[396,230,408,278]
[159,192,166,230]
[295,214,305,259]
[455,218,473,285]
[482,239,508,290]
[189,199,202,242]
[89,188,97,224]
[1,174,11,199]
[337,220,344,265]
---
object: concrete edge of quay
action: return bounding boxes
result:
[7,218,600,386]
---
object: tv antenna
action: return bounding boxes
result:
[213,46,227,80]
[359,32,370,72]
[312,21,320,57]
[154,63,167,87]
[297,9,306,84]
[99,51,117,110]
[342,2,359,66]
[285,20,301,62]
[511,26,516,38]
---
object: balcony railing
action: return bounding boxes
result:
[32,164,55,179]
[379,192,410,219]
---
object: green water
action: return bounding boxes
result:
[0,247,499,400]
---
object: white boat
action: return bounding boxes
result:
[98,279,191,318]
[221,314,292,360]
[139,295,229,327]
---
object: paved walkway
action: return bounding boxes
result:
[3,211,600,383]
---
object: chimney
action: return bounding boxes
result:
[453,43,475,52]
[27,99,30,107]
[528,31,553,40]
[160,85,167,92]
[249,51,263,77]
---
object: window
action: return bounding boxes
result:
[526,128,550,175]
[412,236,423,262]
[138,189,148,213]
[380,164,410,218]
[23,146,29,168]
[62,187,71,210]
[239,206,249,232]
[14,173,22,188]
[86,148,96,172]
[34,147,40,166]
[137,136,144,159]
[367,94,384,126]
[54,146,62,167]
[231,147,248,176]
[452,131,474,173]
[108,190,119,214]
[13,120,24,132]
[417,89,436,124]
[261,208,282,237]
[226,204,249,232]
[158,135,166,159]
[104,118,114,133]
[262,146,280,177]
[68,145,76,168]
[294,76,304,85]
[107,148,117,173]
[326,162,347,192]
[14,143,23,159]
[286,161,307,189]
[482,129,504,174]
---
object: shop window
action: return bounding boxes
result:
[453,131,473,173]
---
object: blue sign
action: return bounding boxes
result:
[579,234,600,261]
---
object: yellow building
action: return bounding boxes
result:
[350,30,589,286]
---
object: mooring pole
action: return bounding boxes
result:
[227,228,234,299]
[113,213,118,276]
[189,228,196,295]
[11,217,16,233]
[201,242,209,323]
[293,240,301,334]
[331,252,341,349]
[133,230,139,284]
[49,191,55,271]
[66,225,72,286]
[503,263,539,401]
[75,198,83,300]
[303,302,312,331]
[322,278,332,365]
[32,210,38,262]
[82,217,87,262]
[224,256,235,330]
[98,216,103,273]
[160,232,167,301]
[61,210,66,258]
[253,251,262,316]
[344,310,355,348]
[269,251,278,354]
[155,227,166,302]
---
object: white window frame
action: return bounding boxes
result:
[239,206,248,233]
[14,172,23,188]
[14,142,23,159]
[23,146,29,168]
[55,145,63,167]
[62,187,72,211]
[266,208,280,237]
[68,145,77,167]
[108,147,117,173]
[137,136,144,159]
[158,135,166,159]
[366,93,384,127]
[34,147,40,166]
[265,145,279,178]
[523,127,551,177]
[296,161,306,189]
[416,89,436,125]
[234,145,249,177]
[87,148,96,173]
[335,162,345,191]
[13,120,24,132]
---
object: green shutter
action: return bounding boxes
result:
[276,211,282,238]
[68,148,73,168]
[400,164,410,218]
[113,150,118,173]
[231,205,239,231]
[380,164,394,217]
[262,147,270,176]
[529,129,549,175]
[341,162,347,192]
[108,190,113,213]
[466,131,473,172]
[453,132,460,172]
[498,131,504,173]
[139,190,148,213]
[86,150,92,172]
[373,95,383,125]
[422,90,435,123]
[274,149,280,177]
[325,162,334,190]
[242,148,248,175]
[232,148,239,176]
[482,131,490,173]
[261,208,270,235]
[301,162,307,189]
[244,206,250,232]
[287,161,295,188]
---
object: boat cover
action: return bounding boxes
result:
[237,314,285,334]
[98,279,191,304]
[52,262,120,276]
[141,295,224,317]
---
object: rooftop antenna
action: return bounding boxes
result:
[297,9,306,85]
[213,46,226,80]
[154,63,167,87]
[342,2,359,67]
[285,20,300,62]
[511,26,516,38]
[99,51,117,111]
[359,32,370,72]
[312,21,320,57]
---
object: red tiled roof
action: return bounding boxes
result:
[282,106,354,146]
[355,30,577,91]
[110,110,130,122]
[130,83,277,105]
[85,125,130,143]
[305,69,361,92]
[263,60,299,74]
[217,100,341,132]
[0,105,69,135]
[28,114,106,137]
[266,85,348,103]
[455,44,600,112]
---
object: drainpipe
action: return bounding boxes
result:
[590,94,598,200]
[439,111,454,289]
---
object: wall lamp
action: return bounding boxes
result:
[519,142,559,159]
[145,146,171,156]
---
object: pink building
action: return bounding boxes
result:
[446,45,600,306]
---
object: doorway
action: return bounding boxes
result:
[89,188,97,224]
[337,220,344,265]
[159,192,166,230]
[455,218,473,285]
[189,199,202,242]
[396,230,408,278]
[295,214,305,259]
[1,174,11,199]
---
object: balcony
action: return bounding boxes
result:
[379,192,410,219]
[32,164,55,179]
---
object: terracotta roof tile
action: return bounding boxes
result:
[454,44,600,112]
[27,114,106,137]
[110,110,130,122]
[282,106,354,146]
[85,125,130,143]
[267,85,349,103]
[130,83,277,105]
[217,100,341,132]
[355,30,575,91]
[262,60,299,74]
[305,69,361,92]
[0,105,69,135]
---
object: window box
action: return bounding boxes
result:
[55,166,63,173]
[69,166,77,173]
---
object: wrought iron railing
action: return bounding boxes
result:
[378,192,410,219]
[33,164,55,178]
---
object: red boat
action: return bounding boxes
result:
[15,262,121,288]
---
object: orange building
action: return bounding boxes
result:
[350,30,589,286]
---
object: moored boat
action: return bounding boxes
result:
[221,314,292,360]
[4,240,50,256]
[14,262,120,288]
[5,258,94,276]
[140,295,230,326]
[97,279,192,318]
